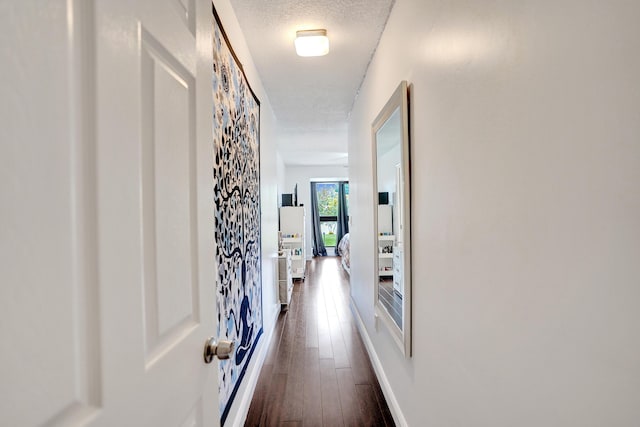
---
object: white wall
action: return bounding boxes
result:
[278,128,349,166]
[283,165,349,257]
[212,2,281,425]
[276,152,286,206]
[377,144,400,196]
[348,1,640,426]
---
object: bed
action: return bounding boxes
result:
[337,233,351,275]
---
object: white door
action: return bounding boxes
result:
[0,1,219,426]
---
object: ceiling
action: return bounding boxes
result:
[228,0,395,166]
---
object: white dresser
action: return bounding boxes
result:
[393,245,404,297]
[279,207,306,279]
[278,250,293,310]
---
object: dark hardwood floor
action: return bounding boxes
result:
[245,257,395,427]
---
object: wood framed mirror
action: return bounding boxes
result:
[372,80,411,357]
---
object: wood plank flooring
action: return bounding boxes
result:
[245,257,395,427]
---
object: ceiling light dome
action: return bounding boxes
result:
[295,29,329,57]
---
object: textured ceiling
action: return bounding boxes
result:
[229,0,394,165]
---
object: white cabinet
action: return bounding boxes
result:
[393,245,403,295]
[278,250,293,310]
[280,206,306,279]
[377,204,394,277]
[378,235,395,276]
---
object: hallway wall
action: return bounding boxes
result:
[348,0,640,426]
[212,1,282,425]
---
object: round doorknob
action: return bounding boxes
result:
[203,337,235,363]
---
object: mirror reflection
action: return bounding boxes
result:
[376,108,403,327]
[373,81,410,356]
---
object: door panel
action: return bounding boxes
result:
[94,0,217,425]
[0,0,218,425]
[180,399,204,427]
[140,28,200,364]
[174,0,196,35]
[0,2,102,426]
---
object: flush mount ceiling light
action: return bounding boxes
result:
[295,29,329,57]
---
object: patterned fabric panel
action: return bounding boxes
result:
[212,7,262,425]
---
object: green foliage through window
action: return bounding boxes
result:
[316,183,338,216]
[316,182,349,247]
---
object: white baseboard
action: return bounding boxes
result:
[230,303,281,427]
[349,297,408,427]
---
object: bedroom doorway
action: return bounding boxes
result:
[311,181,349,256]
